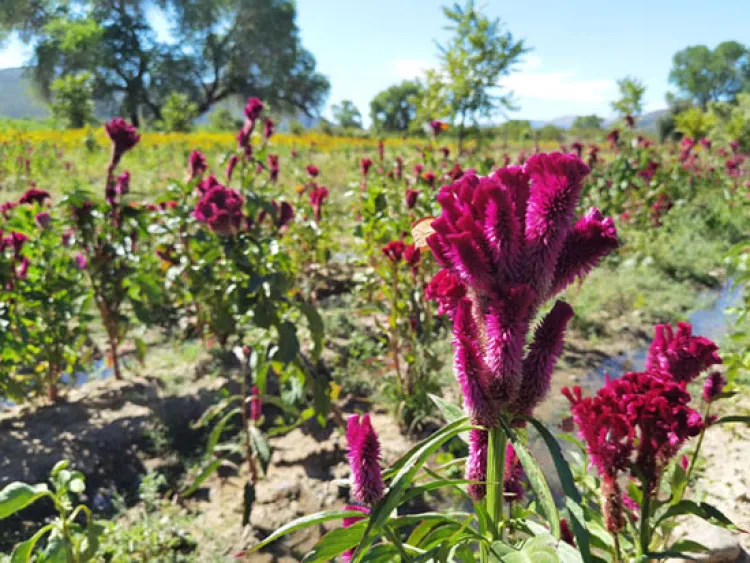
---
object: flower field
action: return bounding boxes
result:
[0,101,748,562]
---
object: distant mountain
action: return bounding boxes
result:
[0,68,50,119]
[528,109,668,132]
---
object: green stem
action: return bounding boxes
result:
[485,426,507,542]
[685,402,712,486]
[639,480,652,556]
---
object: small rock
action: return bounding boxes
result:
[672,521,742,563]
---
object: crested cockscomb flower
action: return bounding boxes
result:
[263,118,275,140]
[243,97,264,122]
[503,443,526,502]
[646,322,721,383]
[15,257,29,279]
[360,158,373,177]
[341,505,370,563]
[607,129,620,149]
[197,174,221,195]
[19,188,51,206]
[466,428,488,500]
[425,269,466,318]
[268,154,279,183]
[261,200,295,231]
[74,253,87,270]
[638,160,659,183]
[440,146,450,160]
[447,162,464,181]
[426,153,616,424]
[6,231,28,258]
[116,171,130,196]
[382,240,406,264]
[699,138,712,151]
[309,186,329,223]
[193,184,245,235]
[404,244,421,270]
[430,120,448,137]
[226,154,239,181]
[250,386,262,421]
[306,164,319,177]
[105,118,140,167]
[625,115,635,129]
[421,171,436,187]
[395,156,403,179]
[414,163,424,177]
[560,518,576,546]
[189,151,208,180]
[346,414,384,505]
[405,188,419,209]
[702,371,726,403]
[35,212,51,229]
[571,142,583,157]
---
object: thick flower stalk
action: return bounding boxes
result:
[346,414,385,506]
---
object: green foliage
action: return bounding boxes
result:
[160,92,198,132]
[370,80,423,133]
[50,72,95,129]
[288,119,305,135]
[435,0,528,147]
[572,114,603,130]
[206,107,242,132]
[611,76,647,117]
[669,41,750,108]
[331,100,363,129]
[535,124,564,142]
[674,106,716,138]
[708,92,750,150]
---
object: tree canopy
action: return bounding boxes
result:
[668,42,750,109]
[330,100,362,129]
[572,114,603,130]
[611,76,646,117]
[370,80,422,133]
[1,0,330,125]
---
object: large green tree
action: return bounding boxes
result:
[2,0,329,126]
[435,1,528,150]
[669,42,750,109]
[330,100,362,129]
[572,114,603,130]
[611,76,647,117]
[370,80,422,133]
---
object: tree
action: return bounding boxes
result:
[437,1,528,150]
[4,0,330,126]
[370,80,422,133]
[160,92,198,132]
[669,42,750,109]
[331,100,362,129]
[611,76,647,117]
[674,107,716,139]
[50,71,95,128]
[572,115,603,130]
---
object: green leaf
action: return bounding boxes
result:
[351,417,473,562]
[69,479,85,494]
[242,481,255,527]
[428,393,465,423]
[712,415,750,426]
[527,418,592,561]
[80,521,106,561]
[244,510,368,554]
[656,500,741,531]
[249,425,272,475]
[668,539,709,553]
[0,483,52,519]
[206,407,241,458]
[500,420,560,538]
[299,302,325,361]
[275,321,300,364]
[302,521,366,563]
[10,524,53,563]
[181,459,222,498]
[499,534,559,563]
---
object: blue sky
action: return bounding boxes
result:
[1,0,748,124]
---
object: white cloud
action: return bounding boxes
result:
[393,59,433,80]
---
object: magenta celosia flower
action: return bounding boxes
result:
[625,115,635,129]
[193,184,245,235]
[405,188,419,209]
[243,97,264,121]
[571,142,583,158]
[382,240,406,264]
[680,454,689,472]
[15,257,29,279]
[404,244,421,270]
[188,151,208,180]
[226,155,239,181]
[702,371,726,403]
[395,157,403,180]
[447,163,464,182]
[425,270,466,318]
[19,188,51,206]
[237,126,251,150]
[699,138,712,151]
[587,145,600,168]
[607,129,620,149]
[440,146,450,160]
[646,322,721,383]
[197,175,220,195]
[35,212,51,229]
[306,164,319,178]
[250,385,262,421]
[74,253,87,270]
[360,158,373,177]
[426,154,617,425]
[105,118,140,166]
[6,231,28,258]
[430,120,448,137]
[268,154,279,183]
[308,186,329,223]
[560,518,576,546]
[466,428,488,500]
[414,163,424,177]
[263,118,275,140]
[341,505,370,563]
[421,171,436,187]
[504,443,526,502]
[116,171,130,196]
[1,201,18,218]
[638,160,660,183]
[346,414,384,506]
[61,230,73,247]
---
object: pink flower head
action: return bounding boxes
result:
[243,97,264,121]
[405,188,419,209]
[308,186,329,223]
[116,170,130,196]
[193,184,245,235]
[237,126,251,149]
[250,385,262,421]
[104,118,140,166]
[15,256,29,279]
[360,157,373,177]
[35,212,51,229]
[504,443,526,502]
[263,118,275,140]
[425,153,616,423]
[395,157,403,179]
[188,151,208,180]
[571,142,583,157]
[306,164,319,178]
[646,322,721,383]
[346,414,384,506]
[466,428,488,500]
[6,231,28,258]
[19,188,51,206]
[74,253,87,270]
[421,171,436,187]
[226,154,239,181]
[440,146,450,160]
[607,129,620,149]
[274,200,294,230]
[447,163,464,182]
[430,120,448,137]
[425,269,466,318]
[268,154,279,183]
[625,115,635,129]
[1,201,18,219]
[638,160,660,183]
[680,136,695,153]
[699,138,712,151]
[560,518,576,546]
[197,174,221,195]
[341,505,370,563]
[382,240,406,264]
[702,371,726,403]
[730,140,740,153]
[414,163,424,177]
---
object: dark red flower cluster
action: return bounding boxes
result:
[18,188,51,206]
[646,322,721,383]
[382,240,406,264]
[188,151,208,180]
[308,186,329,223]
[268,154,279,183]
[607,129,620,149]
[193,183,245,235]
[105,118,140,167]
[263,118,275,140]
[571,142,583,158]
[306,164,319,178]
[637,160,660,183]
[429,120,448,137]
[360,157,373,177]
[405,188,419,209]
